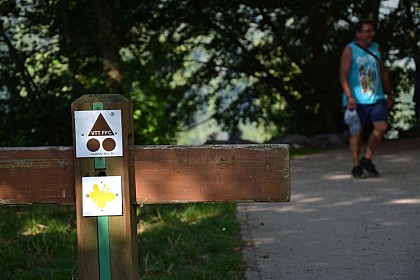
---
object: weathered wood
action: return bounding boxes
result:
[0,93,291,279]
[0,147,74,205]
[134,145,290,203]
[71,94,138,280]
[0,145,290,205]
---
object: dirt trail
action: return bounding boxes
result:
[238,136,420,280]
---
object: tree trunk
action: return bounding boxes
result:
[59,0,83,93]
[307,1,338,132]
[364,0,381,24]
[402,0,419,57]
[95,0,124,95]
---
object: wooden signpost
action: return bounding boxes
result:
[0,94,290,279]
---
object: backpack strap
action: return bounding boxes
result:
[353,42,385,81]
[353,43,381,65]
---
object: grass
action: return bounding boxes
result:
[0,203,244,279]
[0,205,78,279]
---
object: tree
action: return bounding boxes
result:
[0,0,418,146]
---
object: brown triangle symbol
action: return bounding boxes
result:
[88,113,115,136]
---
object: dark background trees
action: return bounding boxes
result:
[0,0,418,146]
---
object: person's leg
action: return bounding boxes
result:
[360,101,388,176]
[349,131,362,166]
[348,105,367,178]
[364,120,388,159]
[349,128,365,178]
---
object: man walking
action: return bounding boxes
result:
[340,18,393,178]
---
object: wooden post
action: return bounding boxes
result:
[71,94,138,279]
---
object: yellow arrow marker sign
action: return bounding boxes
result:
[82,176,122,216]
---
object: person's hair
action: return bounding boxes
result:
[353,18,374,38]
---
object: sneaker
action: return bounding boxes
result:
[352,165,366,178]
[360,157,379,176]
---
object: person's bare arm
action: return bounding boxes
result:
[340,45,356,109]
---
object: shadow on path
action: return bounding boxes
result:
[239,136,420,280]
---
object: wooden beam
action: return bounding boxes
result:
[0,147,74,205]
[0,145,290,205]
[134,144,290,204]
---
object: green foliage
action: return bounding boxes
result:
[0,1,418,145]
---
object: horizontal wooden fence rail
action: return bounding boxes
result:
[134,145,290,203]
[0,145,290,205]
[0,147,75,204]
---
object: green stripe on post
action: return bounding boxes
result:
[98,216,111,280]
[93,101,111,280]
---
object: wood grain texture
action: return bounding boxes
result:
[0,147,74,205]
[0,93,290,280]
[71,94,139,280]
[0,144,290,205]
[134,144,290,204]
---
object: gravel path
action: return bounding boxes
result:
[238,136,420,280]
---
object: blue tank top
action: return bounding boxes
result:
[342,42,385,106]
